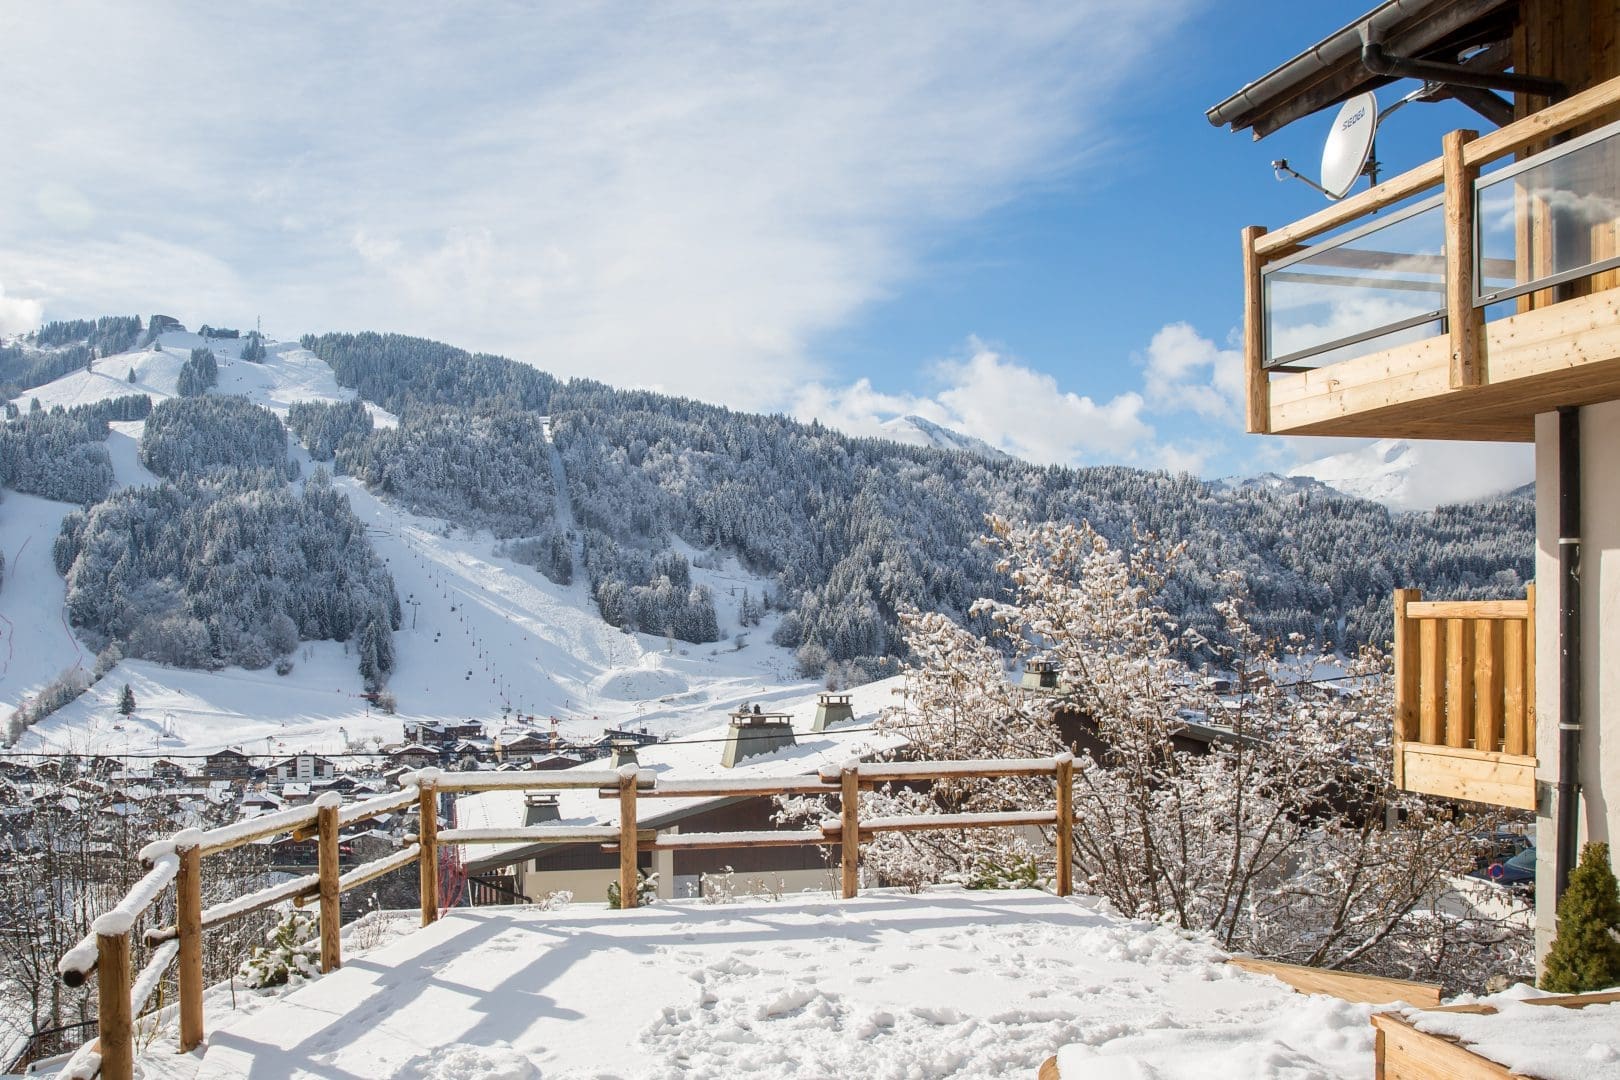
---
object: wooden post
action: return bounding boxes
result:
[1419,618,1445,746]
[1242,225,1271,433]
[618,770,639,909]
[1445,617,1475,748]
[418,779,439,926]
[96,928,132,1080]
[1475,619,1505,753]
[176,841,204,1053]
[1504,611,1529,756]
[1443,129,1482,387]
[840,765,859,899]
[1054,755,1074,898]
[316,798,341,974]
[1524,581,1537,752]
[1392,589,1420,787]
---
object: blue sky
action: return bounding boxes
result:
[0,1,1534,491]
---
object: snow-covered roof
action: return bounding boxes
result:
[455,677,906,870]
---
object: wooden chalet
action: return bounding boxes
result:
[388,744,439,771]
[203,748,255,780]
[1211,0,1620,964]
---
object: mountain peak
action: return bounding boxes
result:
[878,415,1008,460]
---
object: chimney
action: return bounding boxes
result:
[523,791,561,826]
[609,740,639,769]
[811,693,853,732]
[1019,659,1060,691]
[721,709,796,768]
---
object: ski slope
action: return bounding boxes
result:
[5,331,813,756]
[0,491,91,731]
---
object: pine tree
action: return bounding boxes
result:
[118,683,136,716]
[1541,842,1620,993]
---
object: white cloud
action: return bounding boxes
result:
[1140,322,1243,420]
[0,284,44,338]
[1,2,1197,409]
[794,342,1151,467]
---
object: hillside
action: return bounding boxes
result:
[2,327,809,754]
[0,317,1535,753]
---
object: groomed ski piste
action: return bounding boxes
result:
[3,330,814,758]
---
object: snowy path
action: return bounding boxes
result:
[167,890,1377,1080]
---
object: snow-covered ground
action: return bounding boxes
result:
[0,490,91,731]
[6,331,815,757]
[139,889,1386,1080]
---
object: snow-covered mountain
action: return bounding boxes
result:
[1287,438,1535,511]
[878,414,1008,459]
[2,330,813,757]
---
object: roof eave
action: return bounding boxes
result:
[1207,0,1517,138]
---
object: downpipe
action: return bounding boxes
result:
[1555,406,1581,900]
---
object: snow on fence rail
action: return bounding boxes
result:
[56,754,1076,1080]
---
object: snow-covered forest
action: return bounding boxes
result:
[53,468,399,681]
[302,331,1534,675]
[0,315,1535,718]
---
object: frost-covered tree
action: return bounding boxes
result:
[335,405,554,537]
[780,518,1530,989]
[55,467,397,678]
[287,398,372,461]
[176,347,218,397]
[139,395,289,480]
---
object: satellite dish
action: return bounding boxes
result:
[1321,91,1378,199]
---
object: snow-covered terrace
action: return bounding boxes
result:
[149,889,1385,1080]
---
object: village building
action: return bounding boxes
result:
[388,744,439,771]
[202,748,255,781]
[1210,0,1620,963]
[453,680,908,903]
[267,753,337,788]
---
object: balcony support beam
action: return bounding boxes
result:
[1444,129,1483,388]
[1242,225,1270,433]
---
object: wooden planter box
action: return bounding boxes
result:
[1373,991,1620,1080]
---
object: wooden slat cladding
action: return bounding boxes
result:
[1392,586,1537,810]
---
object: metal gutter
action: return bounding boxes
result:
[1206,0,1516,135]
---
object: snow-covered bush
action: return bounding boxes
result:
[606,871,657,909]
[964,846,1048,892]
[238,910,320,988]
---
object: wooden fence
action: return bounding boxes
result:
[53,754,1075,1079]
[1391,586,1538,810]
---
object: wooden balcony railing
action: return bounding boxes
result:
[53,756,1077,1079]
[1391,586,1537,811]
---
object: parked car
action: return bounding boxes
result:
[1470,844,1536,893]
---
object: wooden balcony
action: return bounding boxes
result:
[1391,587,1536,811]
[1244,75,1620,441]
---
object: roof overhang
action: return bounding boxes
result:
[1207,0,1519,138]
